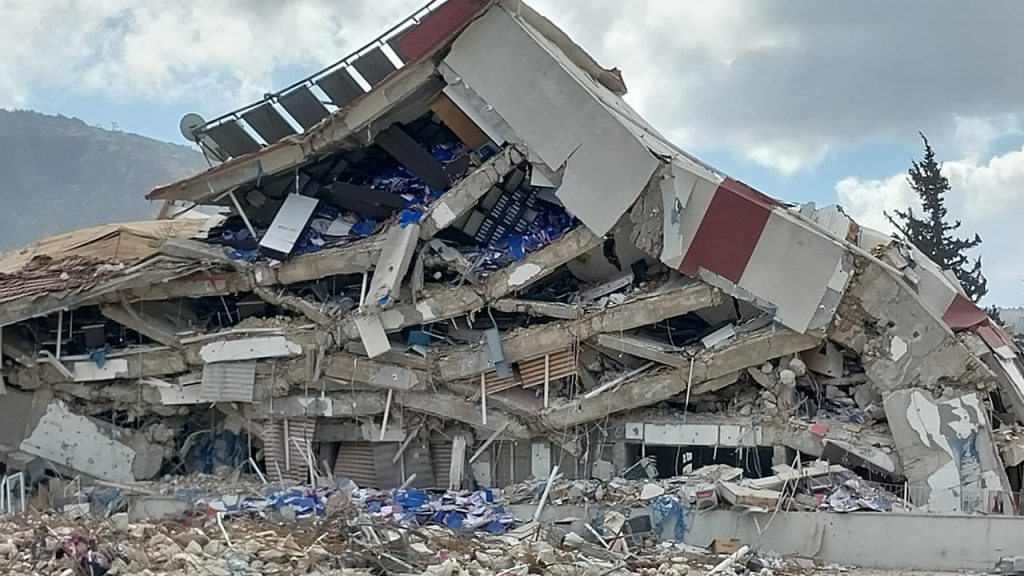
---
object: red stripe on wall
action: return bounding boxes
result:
[941,292,988,330]
[396,0,490,62]
[976,320,1016,351]
[679,178,774,283]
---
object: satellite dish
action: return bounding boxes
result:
[179,113,207,142]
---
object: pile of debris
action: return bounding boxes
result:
[2,6,1024,575]
[502,459,912,514]
[0,482,829,576]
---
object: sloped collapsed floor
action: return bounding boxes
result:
[1,1,1024,572]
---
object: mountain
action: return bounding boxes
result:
[0,110,207,251]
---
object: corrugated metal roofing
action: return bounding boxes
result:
[200,360,257,403]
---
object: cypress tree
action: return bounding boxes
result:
[885,133,987,302]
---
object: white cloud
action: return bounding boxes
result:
[836,148,1024,305]
[0,0,130,107]
[5,0,1024,174]
[953,115,1021,161]
[0,0,422,110]
[532,0,1024,174]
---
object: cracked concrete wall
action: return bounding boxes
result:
[19,400,146,483]
[885,389,1011,513]
[831,255,994,395]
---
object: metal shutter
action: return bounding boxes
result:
[402,442,436,489]
[431,441,452,489]
[373,443,402,489]
[263,418,316,486]
[491,441,515,487]
[334,442,377,488]
[200,360,256,402]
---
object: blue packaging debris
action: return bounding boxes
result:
[407,330,432,347]
[351,219,378,236]
[197,485,517,533]
[89,347,109,368]
[431,142,460,164]
[649,495,687,541]
[399,208,423,227]
[88,488,124,513]
[227,248,259,262]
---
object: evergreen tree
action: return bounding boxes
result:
[885,133,987,302]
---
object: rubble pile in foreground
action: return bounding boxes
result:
[0,458,950,576]
[0,476,846,576]
[2,0,1024,572]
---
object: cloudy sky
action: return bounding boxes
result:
[3,0,1023,305]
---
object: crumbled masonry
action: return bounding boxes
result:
[2,0,1024,573]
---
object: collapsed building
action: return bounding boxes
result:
[2,0,1023,519]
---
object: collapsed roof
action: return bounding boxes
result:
[2,0,1022,516]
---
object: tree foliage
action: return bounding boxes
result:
[885,133,987,302]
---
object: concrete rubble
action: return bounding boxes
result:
[2,0,1024,572]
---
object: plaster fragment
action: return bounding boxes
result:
[890,336,908,361]
[506,263,543,288]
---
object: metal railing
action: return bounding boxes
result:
[849,478,1024,515]
[198,0,448,133]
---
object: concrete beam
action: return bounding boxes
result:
[419,145,527,238]
[342,226,601,339]
[159,238,242,268]
[596,333,687,367]
[396,390,530,438]
[253,287,333,327]
[321,352,428,391]
[271,236,383,285]
[108,269,254,303]
[436,281,720,381]
[540,328,820,428]
[689,371,741,396]
[10,347,189,388]
[444,379,543,422]
[252,393,387,419]
[492,298,580,320]
[480,226,602,301]
[130,237,378,309]
[344,342,429,369]
[100,300,181,348]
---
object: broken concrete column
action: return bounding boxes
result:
[368,223,420,309]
